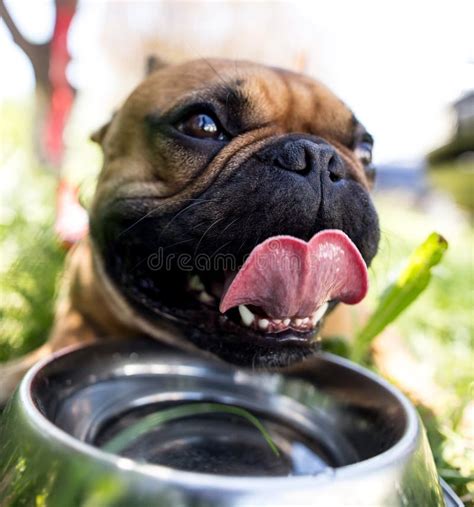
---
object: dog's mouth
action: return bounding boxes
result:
[142,230,369,360]
[185,272,333,347]
[188,229,367,332]
[221,229,367,326]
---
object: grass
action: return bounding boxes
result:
[351,231,448,363]
[0,101,472,502]
[366,194,474,502]
[102,403,280,457]
[0,102,66,361]
[371,194,473,406]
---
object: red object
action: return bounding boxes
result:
[43,3,76,167]
[55,179,89,248]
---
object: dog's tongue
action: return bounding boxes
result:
[220,230,368,318]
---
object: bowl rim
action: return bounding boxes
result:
[19,341,420,492]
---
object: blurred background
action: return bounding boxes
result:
[0,0,473,501]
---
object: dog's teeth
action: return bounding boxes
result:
[238,305,255,327]
[312,302,329,324]
[301,317,309,325]
[273,319,282,325]
[258,318,270,330]
[198,291,214,304]
[189,275,205,292]
[283,318,291,326]
[294,318,303,327]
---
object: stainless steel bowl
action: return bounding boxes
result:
[0,339,462,506]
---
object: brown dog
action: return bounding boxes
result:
[0,58,379,403]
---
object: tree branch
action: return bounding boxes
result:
[0,0,34,58]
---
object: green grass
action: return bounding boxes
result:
[102,403,280,457]
[0,101,98,361]
[371,195,473,402]
[369,195,474,502]
[0,103,66,361]
[0,101,472,502]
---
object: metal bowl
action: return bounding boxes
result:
[0,339,462,506]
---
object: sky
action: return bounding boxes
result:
[0,0,473,164]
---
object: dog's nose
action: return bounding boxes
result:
[257,138,343,180]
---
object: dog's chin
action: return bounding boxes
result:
[119,268,333,369]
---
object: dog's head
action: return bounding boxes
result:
[90,58,379,367]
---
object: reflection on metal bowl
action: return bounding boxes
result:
[0,339,463,506]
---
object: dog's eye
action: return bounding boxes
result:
[176,113,227,141]
[354,141,373,165]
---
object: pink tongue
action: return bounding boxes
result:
[220,230,368,318]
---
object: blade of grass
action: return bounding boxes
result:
[351,232,448,363]
[102,402,280,457]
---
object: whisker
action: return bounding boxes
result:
[118,198,212,238]
[162,237,194,250]
[201,57,230,91]
[130,256,148,273]
[118,202,168,238]
[210,239,233,258]
[157,198,216,242]
[193,217,226,256]
[219,216,241,236]
[189,220,212,231]
[236,215,253,255]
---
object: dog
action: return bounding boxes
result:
[0,58,379,403]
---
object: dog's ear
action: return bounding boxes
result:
[90,120,111,145]
[146,54,168,76]
[91,111,118,146]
